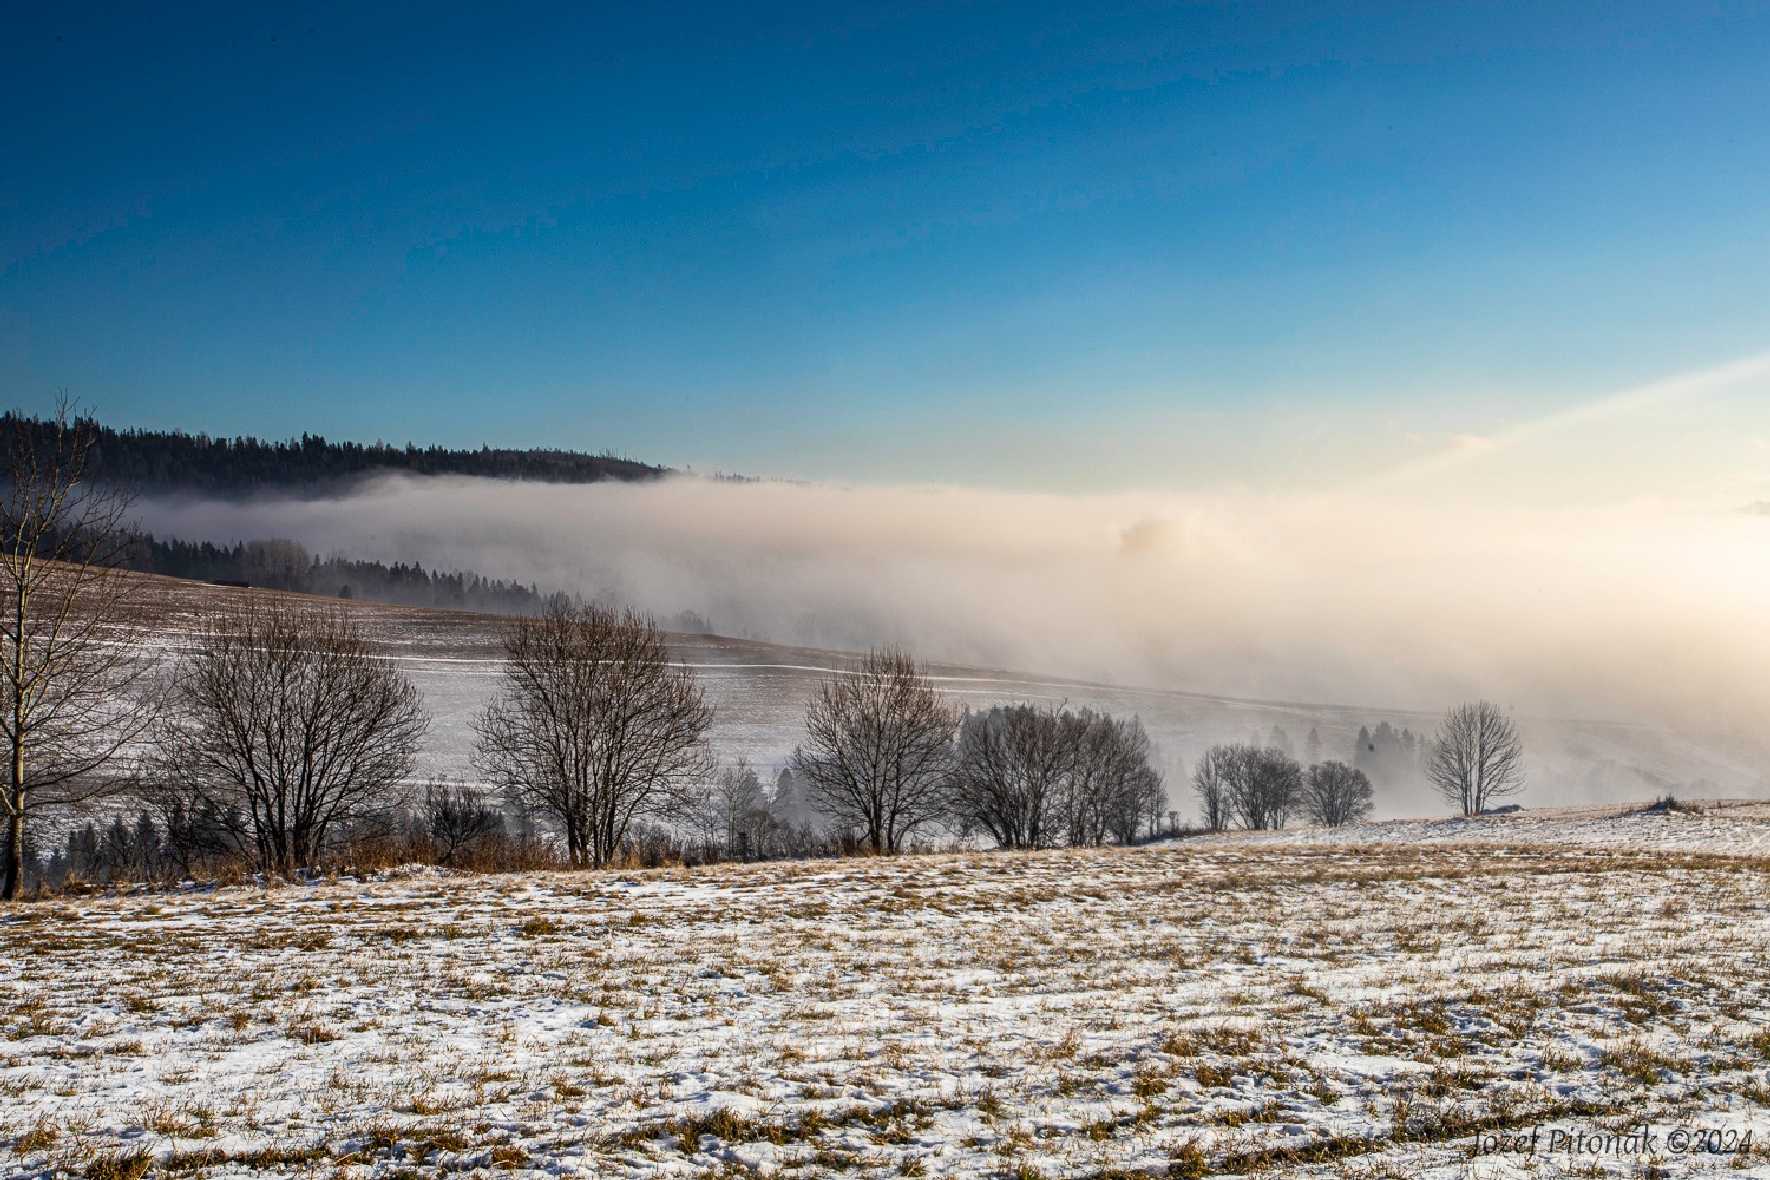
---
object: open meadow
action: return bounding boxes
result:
[8,809,1770,1178]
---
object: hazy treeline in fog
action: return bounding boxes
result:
[113,532,716,628]
[119,534,560,616]
[1235,721,1428,794]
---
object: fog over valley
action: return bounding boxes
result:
[129,470,1768,710]
[120,465,1770,813]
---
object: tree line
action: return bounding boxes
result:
[8,591,1176,893]
[1191,702,1523,832]
[1230,720,1430,794]
[0,410,667,494]
[36,771,842,889]
[119,534,556,615]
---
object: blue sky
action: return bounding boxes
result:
[4,2,1769,488]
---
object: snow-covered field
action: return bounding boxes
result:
[1252,799,1770,857]
[8,809,1770,1178]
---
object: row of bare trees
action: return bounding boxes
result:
[1191,701,1525,832]
[1,591,716,887]
[1192,745,1372,832]
[143,610,1158,876]
[789,648,1168,853]
[945,703,1163,848]
[151,601,717,877]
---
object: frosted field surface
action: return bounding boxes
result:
[8,813,1770,1177]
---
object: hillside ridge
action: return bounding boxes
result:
[2,411,671,493]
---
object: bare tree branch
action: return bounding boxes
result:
[472,603,713,868]
[1428,700,1525,816]
[1302,760,1374,828]
[1,397,161,899]
[791,647,955,854]
[150,600,427,875]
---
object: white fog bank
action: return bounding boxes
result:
[131,473,1770,740]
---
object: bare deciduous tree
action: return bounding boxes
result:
[1233,745,1301,831]
[474,603,713,867]
[950,703,1163,849]
[1059,710,1122,845]
[1072,712,1161,847]
[1200,743,1301,831]
[1141,765,1172,840]
[1428,700,1524,816]
[685,758,768,858]
[792,647,955,854]
[424,782,505,865]
[1302,760,1374,828]
[153,602,426,875]
[949,703,1072,849]
[1,401,159,899]
[1103,759,1164,846]
[1192,746,1234,833]
[713,759,765,851]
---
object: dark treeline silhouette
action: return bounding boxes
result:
[31,782,865,890]
[1246,720,1428,797]
[0,411,667,493]
[121,534,554,615]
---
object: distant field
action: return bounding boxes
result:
[119,571,1765,814]
[7,810,1770,1177]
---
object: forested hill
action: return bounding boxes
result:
[1,413,668,492]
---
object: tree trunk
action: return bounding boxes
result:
[6,587,23,902]
[2,814,19,899]
[3,800,21,901]
[3,734,23,900]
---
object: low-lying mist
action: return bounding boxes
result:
[131,472,1770,744]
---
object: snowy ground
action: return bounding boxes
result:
[1246,798,1770,857]
[9,809,1770,1177]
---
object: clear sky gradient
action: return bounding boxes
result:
[5,2,1769,489]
